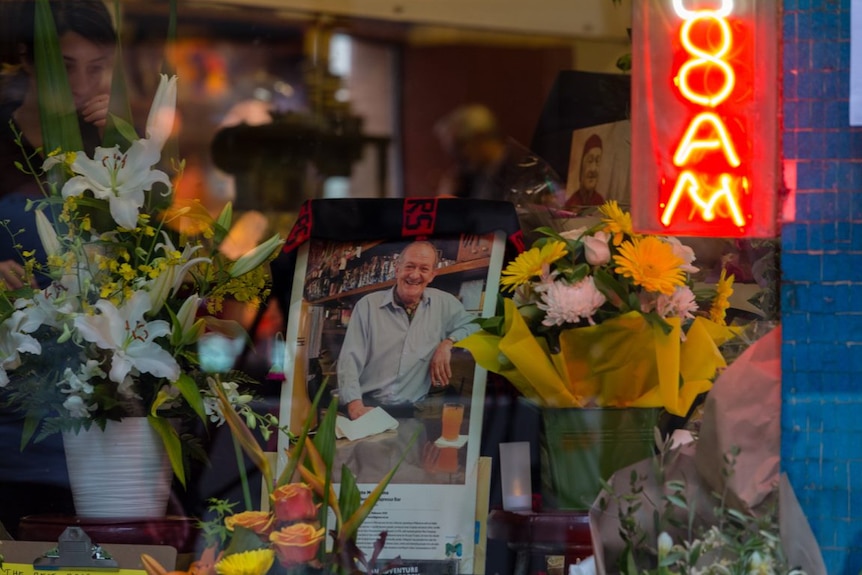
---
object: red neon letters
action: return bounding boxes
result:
[661,0,746,230]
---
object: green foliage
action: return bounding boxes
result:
[600,438,805,574]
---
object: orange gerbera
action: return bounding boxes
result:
[613,236,686,295]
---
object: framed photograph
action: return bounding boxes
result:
[272,198,518,574]
[566,119,632,208]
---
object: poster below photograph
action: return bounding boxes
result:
[276,230,506,574]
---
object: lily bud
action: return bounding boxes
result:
[174,294,201,343]
[229,233,284,278]
[35,210,61,257]
[146,74,178,150]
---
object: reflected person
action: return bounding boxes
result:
[337,241,479,420]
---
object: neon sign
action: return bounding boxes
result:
[630,0,778,238]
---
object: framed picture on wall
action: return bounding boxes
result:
[272,198,520,574]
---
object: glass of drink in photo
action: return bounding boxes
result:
[441,402,464,441]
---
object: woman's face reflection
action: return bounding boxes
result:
[58,31,114,111]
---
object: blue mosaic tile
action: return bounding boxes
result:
[812,40,839,69]
[782,252,822,281]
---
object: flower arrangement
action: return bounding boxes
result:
[143,385,404,575]
[599,440,806,575]
[458,201,738,415]
[0,63,284,484]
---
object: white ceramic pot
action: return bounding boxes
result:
[62,418,172,518]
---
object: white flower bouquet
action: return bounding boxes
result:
[0,72,284,484]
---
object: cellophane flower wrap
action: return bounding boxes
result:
[459,201,738,416]
[0,70,284,485]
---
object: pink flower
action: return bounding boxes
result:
[269,523,325,566]
[662,237,698,274]
[656,286,698,320]
[583,231,611,265]
[537,277,606,326]
[271,483,318,522]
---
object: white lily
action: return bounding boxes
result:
[146,74,178,151]
[61,140,171,230]
[74,291,180,384]
[0,312,43,386]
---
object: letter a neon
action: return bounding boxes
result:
[672,112,741,168]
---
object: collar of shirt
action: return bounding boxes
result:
[384,286,431,312]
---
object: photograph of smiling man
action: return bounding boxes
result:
[337,240,479,420]
[275,200,510,574]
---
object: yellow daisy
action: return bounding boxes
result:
[613,236,686,295]
[599,200,635,245]
[500,241,568,292]
[215,549,275,575]
[709,268,735,325]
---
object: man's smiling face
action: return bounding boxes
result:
[395,243,438,307]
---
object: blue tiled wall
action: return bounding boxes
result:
[782,1,862,572]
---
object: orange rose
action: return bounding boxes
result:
[269,523,326,566]
[224,511,275,536]
[271,483,318,522]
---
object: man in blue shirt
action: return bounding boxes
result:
[337,241,479,420]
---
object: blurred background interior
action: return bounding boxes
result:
[113,0,633,218]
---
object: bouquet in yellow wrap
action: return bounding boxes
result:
[458,201,738,417]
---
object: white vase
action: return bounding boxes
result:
[63,418,173,518]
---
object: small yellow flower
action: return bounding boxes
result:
[500,241,568,292]
[599,200,635,245]
[118,263,136,281]
[214,549,275,575]
[613,236,686,295]
[709,268,735,325]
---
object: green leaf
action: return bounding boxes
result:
[214,202,233,244]
[565,262,590,284]
[593,267,630,310]
[175,372,207,423]
[476,315,504,335]
[644,311,673,336]
[223,525,266,556]
[21,415,41,450]
[104,114,138,149]
[338,465,362,528]
[277,379,329,487]
[102,0,135,149]
[148,415,186,487]
[313,397,339,541]
[34,0,82,174]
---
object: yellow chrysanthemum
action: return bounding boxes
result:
[709,268,735,325]
[599,200,635,245]
[500,241,568,292]
[215,549,275,575]
[613,236,686,295]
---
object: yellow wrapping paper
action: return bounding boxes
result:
[459,298,733,416]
